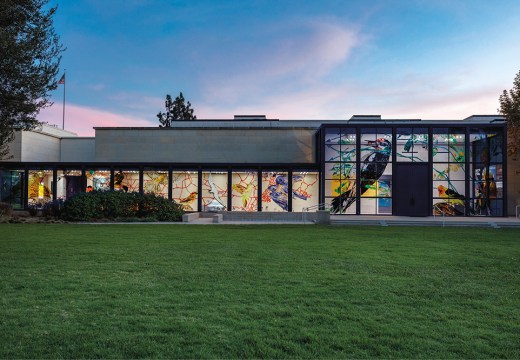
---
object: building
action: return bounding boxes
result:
[1,114,516,217]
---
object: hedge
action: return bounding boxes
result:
[61,191,184,222]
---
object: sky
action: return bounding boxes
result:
[38,0,520,136]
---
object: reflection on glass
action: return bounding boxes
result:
[57,170,83,200]
[1,170,25,209]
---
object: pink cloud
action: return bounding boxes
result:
[37,103,154,136]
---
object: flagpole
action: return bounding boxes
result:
[62,69,66,130]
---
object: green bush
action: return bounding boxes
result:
[61,191,184,222]
[0,202,12,217]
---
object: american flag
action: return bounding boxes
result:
[58,74,65,84]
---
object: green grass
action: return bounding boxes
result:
[1,224,519,359]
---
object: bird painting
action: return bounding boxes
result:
[435,185,465,215]
[262,175,310,211]
[179,191,197,210]
[331,138,391,214]
[232,183,253,207]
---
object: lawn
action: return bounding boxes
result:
[0,224,519,359]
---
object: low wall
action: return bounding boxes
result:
[182,211,330,224]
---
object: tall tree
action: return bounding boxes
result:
[499,70,520,155]
[0,0,64,159]
[157,92,197,127]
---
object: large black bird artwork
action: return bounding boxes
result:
[331,138,391,213]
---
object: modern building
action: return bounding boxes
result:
[1,114,516,217]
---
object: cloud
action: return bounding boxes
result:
[37,103,155,136]
[200,19,364,104]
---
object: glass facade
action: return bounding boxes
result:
[323,123,506,217]
[172,171,198,211]
[0,121,507,216]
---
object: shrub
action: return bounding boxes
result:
[27,203,39,216]
[42,199,65,218]
[61,191,184,222]
[0,202,12,217]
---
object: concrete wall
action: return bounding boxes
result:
[95,127,317,164]
[3,132,22,161]
[20,131,61,162]
[61,138,95,162]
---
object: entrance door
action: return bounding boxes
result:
[393,163,430,217]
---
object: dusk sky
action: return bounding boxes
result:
[39,0,520,136]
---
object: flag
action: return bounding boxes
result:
[58,73,65,84]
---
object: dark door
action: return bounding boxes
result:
[393,163,430,216]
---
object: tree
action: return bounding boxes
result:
[0,0,64,159]
[499,70,520,155]
[157,92,197,127]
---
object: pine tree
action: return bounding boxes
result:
[157,92,197,127]
[0,0,64,159]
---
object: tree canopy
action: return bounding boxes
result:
[499,70,520,155]
[0,0,64,159]
[157,92,197,127]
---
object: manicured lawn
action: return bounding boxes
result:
[0,224,519,359]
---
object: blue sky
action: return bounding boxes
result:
[39,0,520,135]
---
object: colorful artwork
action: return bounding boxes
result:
[261,173,311,211]
[201,172,227,210]
[396,130,428,162]
[172,171,198,211]
[143,171,168,197]
[231,172,257,211]
[28,171,52,206]
[86,170,110,191]
[331,137,392,214]
[292,172,319,211]
[115,170,140,193]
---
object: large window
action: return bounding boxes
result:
[261,172,289,212]
[115,169,140,193]
[56,169,83,201]
[469,129,504,216]
[432,128,466,216]
[86,169,110,191]
[202,171,227,210]
[143,169,167,197]
[27,169,53,207]
[1,169,25,209]
[359,128,392,215]
[172,171,198,211]
[396,128,428,162]
[231,171,258,211]
[324,128,356,214]
[292,171,319,211]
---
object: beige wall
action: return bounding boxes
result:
[61,138,95,162]
[95,128,317,164]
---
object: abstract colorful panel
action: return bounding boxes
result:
[115,170,140,193]
[172,171,198,211]
[396,128,428,162]
[143,171,167,197]
[261,172,288,212]
[202,172,227,210]
[231,171,258,211]
[292,172,319,211]
[86,169,110,191]
[27,170,53,206]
